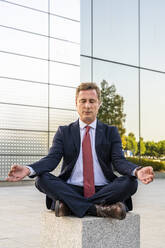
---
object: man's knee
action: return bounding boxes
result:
[124,176,138,195]
[114,176,138,196]
[35,172,51,190]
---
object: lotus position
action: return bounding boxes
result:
[7,82,154,219]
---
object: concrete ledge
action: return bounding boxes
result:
[41,211,140,248]
[0,179,35,187]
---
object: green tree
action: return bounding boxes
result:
[125,132,138,155]
[97,80,126,136]
[157,140,165,158]
[121,135,127,150]
[138,137,146,155]
[145,141,158,158]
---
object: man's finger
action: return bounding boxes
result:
[8,170,16,176]
[6,176,20,182]
[11,164,18,171]
[143,176,153,184]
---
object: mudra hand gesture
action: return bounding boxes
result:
[136,166,154,184]
[6,164,30,182]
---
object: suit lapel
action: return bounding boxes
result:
[71,120,81,155]
[95,120,104,153]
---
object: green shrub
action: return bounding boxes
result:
[127,157,165,171]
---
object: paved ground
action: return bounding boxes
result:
[0,178,165,248]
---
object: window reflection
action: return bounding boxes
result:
[140,0,165,71]
[49,85,76,110]
[8,0,48,12]
[93,0,138,65]
[50,0,80,20]
[80,56,92,82]
[50,39,80,65]
[49,109,78,131]
[141,70,165,142]
[80,0,91,56]
[50,15,80,43]
[0,104,48,131]
[0,1,48,35]
[0,28,48,59]
[0,53,48,82]
[0,79,48,107]
[50,62,80,87]
[93,59,139,139]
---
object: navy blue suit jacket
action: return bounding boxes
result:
[30,119,138,181]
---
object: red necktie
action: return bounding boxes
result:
[82,126,95,198]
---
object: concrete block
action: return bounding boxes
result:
[41,211,140,248]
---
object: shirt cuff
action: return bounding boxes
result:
[132,168,137,177]
[132,166,142,177]
[26,166,36,177]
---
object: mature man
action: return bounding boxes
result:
[7,82,154,219]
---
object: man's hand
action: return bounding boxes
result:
[6,164,30,182]
[136,166,154,184]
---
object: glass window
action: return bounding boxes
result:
[0,130,48,155]
[49,85,76,110]
[93,59,139,139]
[140,0,165,71]
[50,15,80,43]
[50,62,80,87]
[49,109,78,131]
[0,1,48,35]
[141,70,165,142]
[93,0,138,66]
[80,56,92,82]
[0,104,48,131]
[50,39,80,65]
[50,0,80,21]
[0,79,48,107]
[0,53,48,82]
[80,0,91,56]
[0,27,48,59]
[8,0,48,12]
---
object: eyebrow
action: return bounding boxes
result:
[79,98,97,101]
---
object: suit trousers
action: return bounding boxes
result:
[35,173,138,218]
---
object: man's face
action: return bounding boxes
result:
[76,89,101,124]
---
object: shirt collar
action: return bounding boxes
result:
[79,119,97,130]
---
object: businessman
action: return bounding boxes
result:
[7,82,154,219]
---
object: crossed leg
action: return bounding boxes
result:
[35,172,138,218]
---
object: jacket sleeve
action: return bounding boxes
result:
[111,127,138,176]
[28,126,64,176]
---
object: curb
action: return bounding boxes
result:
[0,179,35,187]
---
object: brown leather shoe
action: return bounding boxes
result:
[55,200,71,217]
[95,202,126,220]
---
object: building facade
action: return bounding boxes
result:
[0,0,165,179]
[0,0,80,179]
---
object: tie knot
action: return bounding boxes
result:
[85,126,90,133]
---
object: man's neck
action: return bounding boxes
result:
[79,118,97,125]
[79,119,97,129]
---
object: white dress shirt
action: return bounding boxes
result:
[67,119,108,186]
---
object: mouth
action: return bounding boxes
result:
[84,112,92,115]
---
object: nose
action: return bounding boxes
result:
[84,101,91,108]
